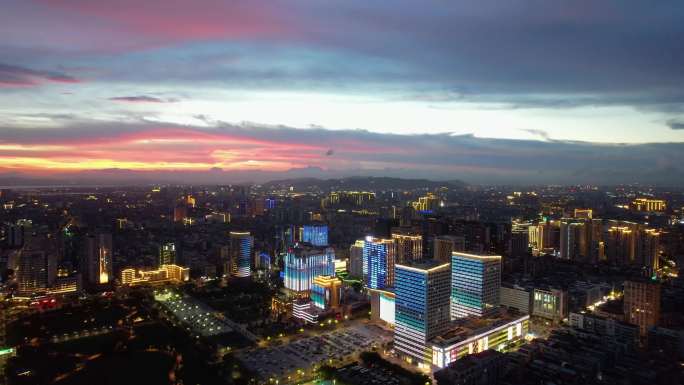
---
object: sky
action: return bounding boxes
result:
[2,0,684,185]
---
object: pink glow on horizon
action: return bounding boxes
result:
[0,127,401,172]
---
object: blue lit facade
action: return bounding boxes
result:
[311,283,326,309]
[257,252,271,270]
[302,224,328,247]
[363,237,395,289]
[230,232,254,278]
[394,262,451,364]
[451,253,501,319]
[283,246,335,293]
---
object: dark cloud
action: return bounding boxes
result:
[0,62,79,87]
[520,129,550,141]
[666,119,684,130]
[4,2,683,114]
[109,95,179,103]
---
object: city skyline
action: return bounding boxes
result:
[2,1,684,185]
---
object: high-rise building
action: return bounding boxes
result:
[301,224,328,247]
[532,287,568,324]
[631,198,666,212]
[159,242,176,267]
[589,219,605,263]
[229,231,254,278]
[369,288,396,326]
[249,197,265,216]
[639,229,660,273]
[17,249,55,295]
[173,205,187,222]
[322,191,375,208]
[412,193,441,212]
[84,233,112,285]
[573,209,593,219]
[451,252,501,319]
[311,275,342,310]
[392,230,423,263]
[559,219,589,260]
[348,240,364,278]
[623,279,661,336]
[283,244,335,294]
[394,260,451,365]
[500,285,531,314]
[528,221,560,255]
[7,224,24,248]
[363,237,396,290]
[433,235,465,263]
[605,221,638,265]
[510,226,530,256]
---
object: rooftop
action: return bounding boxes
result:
[432,311,529,347]
[452,252,502,261]
[396,259,450,272]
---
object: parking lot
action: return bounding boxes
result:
[237,323,392,383]
[336,364,402,385]
[157,293,233,337]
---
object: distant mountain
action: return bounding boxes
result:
[0,169,467,189]
[263,176,466,192]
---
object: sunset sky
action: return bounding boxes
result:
[2,1,684,184]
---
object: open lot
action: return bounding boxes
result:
[236,323,392,384]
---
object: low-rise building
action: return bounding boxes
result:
[120,264,189,286]
[500,284,531,314]
[431,313,529,369]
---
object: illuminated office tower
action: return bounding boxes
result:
[394,261,451,365]
[451,252,501,319]
[229,232,254,278]
[159,242,176,266]
[363,237,396,290]
[284,244,335,294]
[85,233,113,285]
[624,279,661,336]
[392,231,423,263]
[301,224,329,246]
[348,240,364,278]
[311,275,343,310]
[433,235,465,263]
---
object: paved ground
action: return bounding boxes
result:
[157,294,233,337]
[237,323,392,384]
